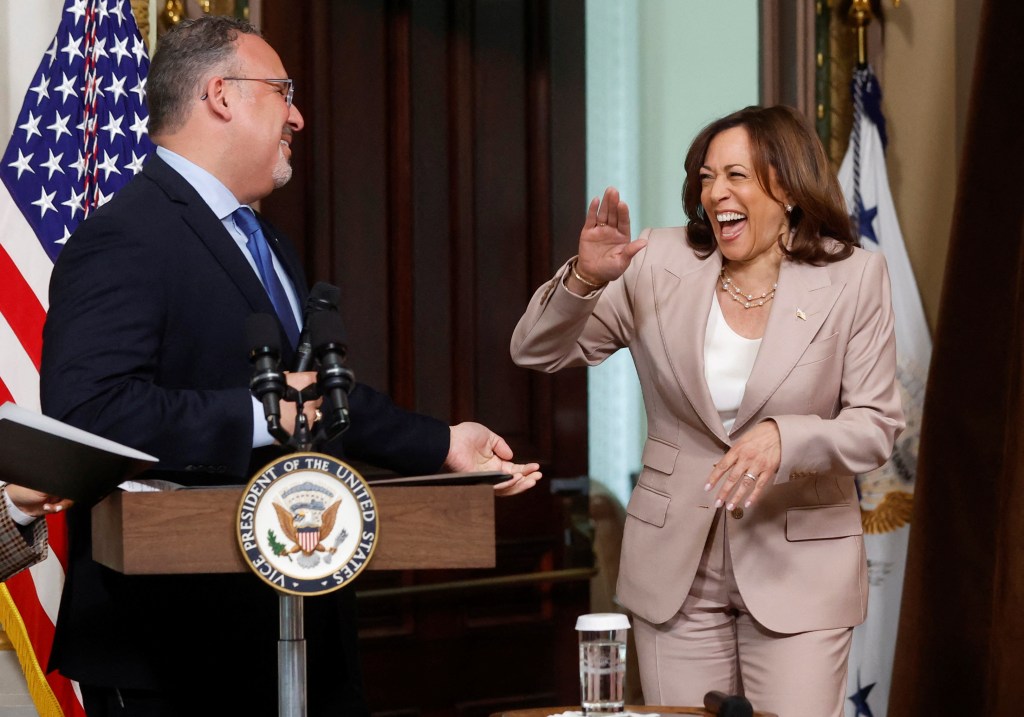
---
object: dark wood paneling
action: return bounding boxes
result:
[262,0,585,472]
[260,2,589,714]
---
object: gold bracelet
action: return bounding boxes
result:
[571,259,603,289]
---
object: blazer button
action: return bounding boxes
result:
[731,507,744,519]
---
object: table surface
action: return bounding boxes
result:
[492,706,778,717]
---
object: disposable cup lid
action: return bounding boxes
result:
[575,613,631,631]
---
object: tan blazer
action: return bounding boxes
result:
[511,227,904,634]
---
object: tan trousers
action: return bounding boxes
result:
[632,510,852,717]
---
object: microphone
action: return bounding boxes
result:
[294,282,341,371]
[310,309,355,438]
[703,691,753,717]
[246,313,289,444]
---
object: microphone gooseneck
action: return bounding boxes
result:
[294,282,341,372]
[310,310,354,439]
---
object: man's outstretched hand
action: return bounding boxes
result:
[444,422,542,497]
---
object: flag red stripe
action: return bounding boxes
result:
[0,243,46,369]
[44,511,70,574]
[49,674,86,717]
[0,375,12,404]
[4,573,58,682]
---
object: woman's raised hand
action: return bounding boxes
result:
[573,187,648,288]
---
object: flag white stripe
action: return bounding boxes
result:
[0,190,53,309]
[0,314,41,410]
[26,550,65,624]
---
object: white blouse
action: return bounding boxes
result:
[704,296,762,433]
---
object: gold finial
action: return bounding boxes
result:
[848,0,874,68]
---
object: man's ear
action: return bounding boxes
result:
[201,77,232,121]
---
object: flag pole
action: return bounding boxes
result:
[839,4,929,716]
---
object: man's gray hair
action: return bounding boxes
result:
[147,15,261,137]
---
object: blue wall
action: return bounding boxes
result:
[585,0,759,505]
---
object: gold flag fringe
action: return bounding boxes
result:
[0,584,65,716]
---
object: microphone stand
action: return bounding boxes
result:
[276,384,317,717]
[278,592,305,717]
[248,309,354,716]
[282,383,322,453]
[254,372,350,717]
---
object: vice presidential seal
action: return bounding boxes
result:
[236,453,379,596]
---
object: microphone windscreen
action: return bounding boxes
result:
[309,309,347,348]
[703,691,752,717]
[720,696,753,717]
[308,282,340,311]
[245,313,281,352]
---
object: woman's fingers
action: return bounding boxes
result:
[588,186,622,229]
[705,422,782,509]
[709,465,764,510]
[618,199,631,239]
[584,196,601,230]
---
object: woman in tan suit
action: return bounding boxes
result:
[511,106,904,717]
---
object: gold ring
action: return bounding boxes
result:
[597,222,607,226]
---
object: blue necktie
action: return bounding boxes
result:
[233,207,300,347]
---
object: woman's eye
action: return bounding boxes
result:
[699,174,713,183]
[729,171,746,179]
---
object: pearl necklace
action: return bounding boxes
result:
[719,268,777,309]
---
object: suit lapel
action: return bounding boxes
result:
[653,250,730,444]
[731,258,844,433]
[143,156,290,323]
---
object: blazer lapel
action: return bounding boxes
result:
[731,259,844,433]
[653,250,730,444]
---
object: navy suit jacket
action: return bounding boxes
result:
[40,155,449,707]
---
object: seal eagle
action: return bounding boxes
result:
[272,499,343,556]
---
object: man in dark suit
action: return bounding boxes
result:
[39,16,539,716]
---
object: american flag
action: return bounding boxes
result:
[0,1,153,714]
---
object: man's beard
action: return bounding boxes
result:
[272,142,293,188]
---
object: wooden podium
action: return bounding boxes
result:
[90,482,497,717]
[91,482,497,575]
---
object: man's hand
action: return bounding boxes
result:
[444,422,542,497]
[6,484,72,517]
[278,371,323,438]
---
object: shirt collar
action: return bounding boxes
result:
[155,146,244,220]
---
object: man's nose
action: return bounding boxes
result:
[288,103,304,132]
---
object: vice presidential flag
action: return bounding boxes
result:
[0,1,153,714]
[837,65,932,717]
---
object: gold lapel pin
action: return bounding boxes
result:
[796,309,807,321]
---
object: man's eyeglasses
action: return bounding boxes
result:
[201,77,295,107]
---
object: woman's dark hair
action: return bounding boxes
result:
[681,105,857,264]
